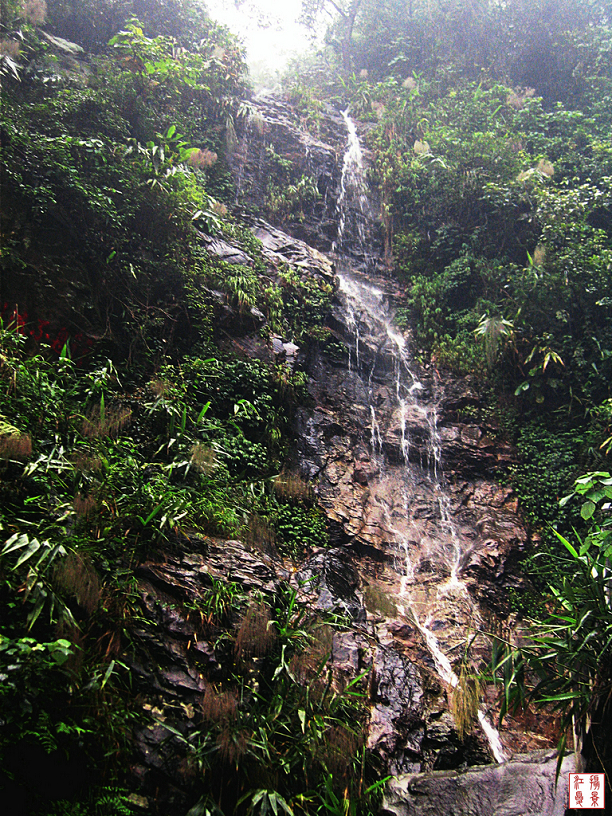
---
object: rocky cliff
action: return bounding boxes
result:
[121,96,567,814]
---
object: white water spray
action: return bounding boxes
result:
[333,110,371,267]
[478,711,507,765]
[370,406,384,457]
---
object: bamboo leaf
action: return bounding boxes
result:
[1,532,30,556]
[13,537,42,569]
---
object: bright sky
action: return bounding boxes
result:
[205,0,316,84]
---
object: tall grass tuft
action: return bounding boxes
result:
[449,663,483,741]
[82,400,131,439]
[234,602,276,662]
[273,469,315,506]
[201,682,238,723]
[0,432,32,460]
[54,552,102,616]
[246,512,277,555]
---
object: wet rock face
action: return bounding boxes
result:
[124,537,284,813]
[126,95,552,807]
[289,265,543,771]
[294,548,366,620]
[299,325,528,594]
[231,95,342,252]
[123,534,435,811]
[199,217,334,361]
[198,183,535,770]
[368,644,426,774]
[382,750,574,816]
[231,95,382,261]
[211,95,529,616]
[249,218,335,280]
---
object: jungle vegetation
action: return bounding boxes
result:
[0,0,611,812]
[290,0,612,791]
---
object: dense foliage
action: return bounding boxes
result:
[0,2,367,814]
[2,0,612,809]
[289,0,612,791]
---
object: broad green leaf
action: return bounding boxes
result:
[27,588,48,629]
[538,692,580,702]
[581,500,596,520]
[577,472,609,482]
[552,528,579,558]
[196,401,211,423]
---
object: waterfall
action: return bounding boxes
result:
[370,406,384,457]
[333,111,506,764]
[333,109,373,271]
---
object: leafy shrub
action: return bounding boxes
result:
[274,504,329,557]
[492,472,612,778]
[266,174,321,223]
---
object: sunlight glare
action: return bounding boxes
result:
[205,0,314,84]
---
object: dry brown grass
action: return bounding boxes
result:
[234,602,276,662]
[245,513,278,556]
[449,664,483,741]
[0,433,32,460]
[216,727,250,766]
[149,379,169,397]
[73,492,97,519]
[532,244,547,266]
[188,148,218,169]
[209,199,228,218]
[23,0,47,24]
[176,755,200,782]
[536,158,555,177]
[201,684,252,763]
[319,725,362,778]
[506,87,535,109]
[54,552,102,616]
[0,39,20,57]
[82,404,131,439]
[71,451,103,472]
[273,469,315,506]
[190,443,216,474]
[290,625,332,684]
[201,682,238,722]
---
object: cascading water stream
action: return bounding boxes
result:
[370,406,383,457]
[333,109,371,269]
[333,111,506,764]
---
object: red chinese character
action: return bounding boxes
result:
[576,791,584,807]
[590,775,601,790]
[574,776,584,790]
[591,792,600,807]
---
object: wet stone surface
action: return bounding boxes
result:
[382,750,573,816]
[122,96,557,811]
